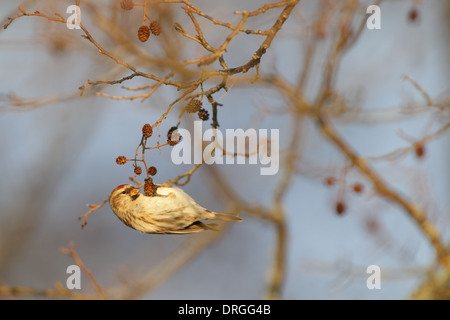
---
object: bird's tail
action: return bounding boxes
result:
[211,211,243,222]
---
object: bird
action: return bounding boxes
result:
[109,184,242,234]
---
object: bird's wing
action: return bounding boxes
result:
[156,222,219,234]
[153,187,207,219]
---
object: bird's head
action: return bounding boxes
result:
[109,184,141,206]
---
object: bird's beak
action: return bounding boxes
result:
[129,188,140,196]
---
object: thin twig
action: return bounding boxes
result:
[402,74,434,107]
[61,242,107,299]
[78,199,108,229]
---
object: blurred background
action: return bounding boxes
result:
[0,0,449,299]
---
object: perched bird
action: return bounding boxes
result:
[109,184,242,234]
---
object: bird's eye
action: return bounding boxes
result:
[121,191,126,194]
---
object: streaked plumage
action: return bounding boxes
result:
[109,184,242,234]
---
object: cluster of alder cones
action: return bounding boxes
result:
[137,22,161,42]
[185,99,210,121]
[115,124,183,195]
[120,0,161,42]
[324,176,365,215]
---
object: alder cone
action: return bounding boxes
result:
[134,166,142,175]
[198,108,209,121]
[138,25,150,42]
[148,166,157,176]
[352,183,364,193]
[167,126,181,145]
[142,123,153,138]
[185,99,202,113]
[144,179,157,196]
[150,21,161,36]
[336,201,346,215]
[120,0,134,10]
[116,156,127,165]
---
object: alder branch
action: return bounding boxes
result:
[0,283,97,300]
[402,74,434,107]
[78,199,108,229]
[61,242,107,299]
[166,163,203,186]
[316,111,450,268]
